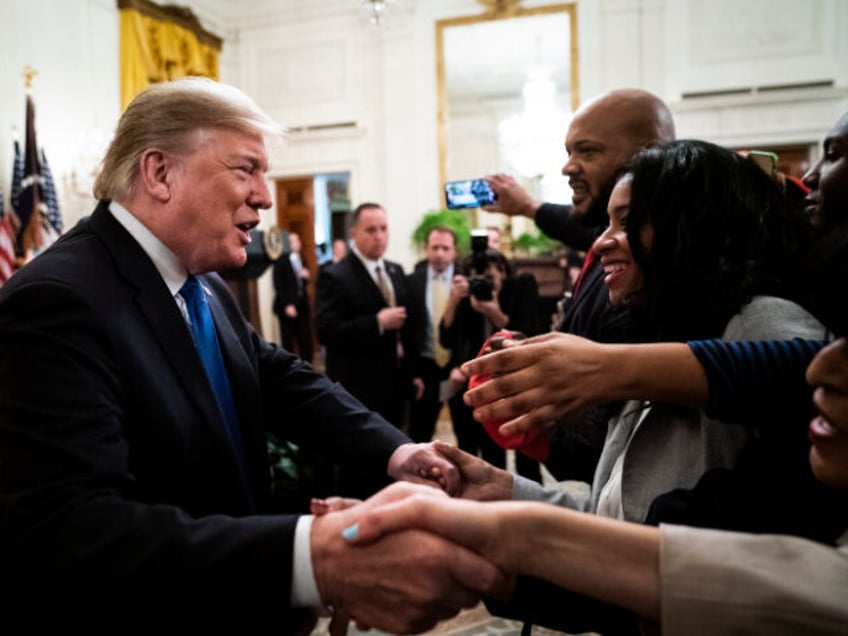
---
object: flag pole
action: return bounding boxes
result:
[19,66,42,261]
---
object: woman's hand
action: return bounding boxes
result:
[461,332,611,436]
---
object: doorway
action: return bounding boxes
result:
[275,173,351,367]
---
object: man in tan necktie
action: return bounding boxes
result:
[406,226,459,444]
[430,273,450,367]
[375,263,395,307]
[316,203,414,445]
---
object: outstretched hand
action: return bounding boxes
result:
[388,441,461,496]
[461,332,610,436]
[432,441,513,501]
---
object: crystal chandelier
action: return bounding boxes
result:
[499,77,569,179]
[353,0,399,26]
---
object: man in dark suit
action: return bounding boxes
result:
[316,203,414,429]
[0,78,504,636]
[406,225,460,444]
[273,230,314,363]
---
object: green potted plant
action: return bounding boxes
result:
[411,208,475,256]
[512,229,563,257]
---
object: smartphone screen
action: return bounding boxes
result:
[444,179,497,209]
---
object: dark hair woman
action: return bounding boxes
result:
[618,138,812,342]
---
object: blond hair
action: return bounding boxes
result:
[93,77,283,201]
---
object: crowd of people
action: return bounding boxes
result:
[0,73,846,636]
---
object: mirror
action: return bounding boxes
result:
[436,3,578,235]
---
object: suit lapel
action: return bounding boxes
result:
[203,280,265,483]
[385,261,406,306]
[89,204,253,489]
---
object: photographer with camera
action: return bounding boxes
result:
[439,231,543,481]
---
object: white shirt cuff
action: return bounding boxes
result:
[290,515,326,611]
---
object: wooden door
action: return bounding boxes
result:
[276,177,318,309]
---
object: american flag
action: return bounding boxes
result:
[41,148,63,234]
[13,95,59,258]
[0,185,17,286]
[10,140,24,214]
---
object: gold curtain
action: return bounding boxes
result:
[118,0,223,111]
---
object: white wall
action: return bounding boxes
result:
[207,0,848,269]
[2,0,847,340]
[0,0,119,229]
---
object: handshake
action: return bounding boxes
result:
[308,441,518,635]
[307,330,614,634]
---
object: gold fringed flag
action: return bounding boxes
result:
[13,95,59,260]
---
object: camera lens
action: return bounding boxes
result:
[469,275,493,301]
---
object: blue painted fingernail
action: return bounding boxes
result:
[342,523,359,540]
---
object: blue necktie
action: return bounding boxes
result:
[180,276,244,462]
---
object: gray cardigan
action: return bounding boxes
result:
[513,296,828,522]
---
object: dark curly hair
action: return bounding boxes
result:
[623,139,812,341]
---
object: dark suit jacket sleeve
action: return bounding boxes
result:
[535,203,600,252]
[205,271,410,473]
[255,332,409,469]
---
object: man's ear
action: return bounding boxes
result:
[138,148,174,202]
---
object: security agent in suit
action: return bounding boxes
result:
[315,203,414,430]
[0,78,504,636]
[273,231,314,363]
[406,226,462,443]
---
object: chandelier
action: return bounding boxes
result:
[499,76,569,179]
[353,0,399,26]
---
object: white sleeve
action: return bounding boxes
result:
[290,515,325,610]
